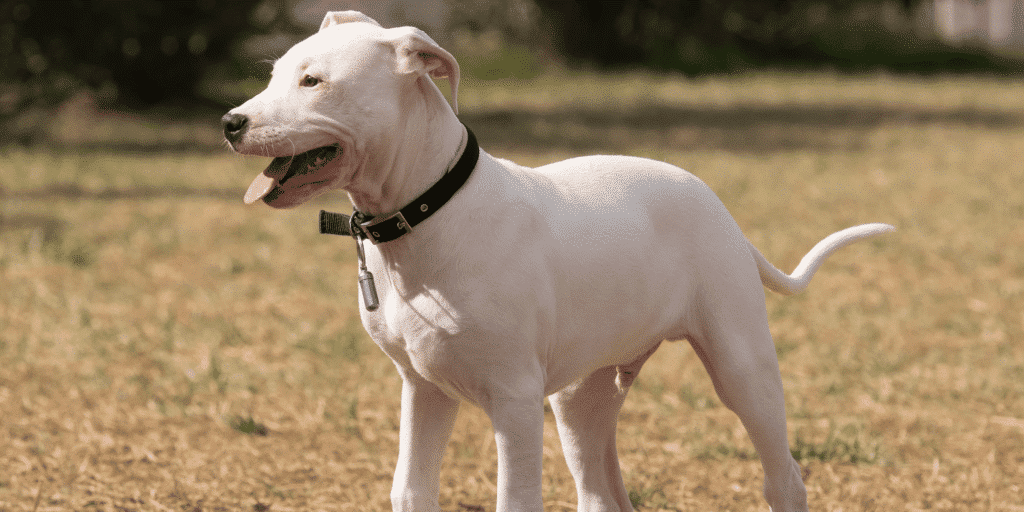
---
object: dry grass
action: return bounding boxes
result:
[2,71,1023,511]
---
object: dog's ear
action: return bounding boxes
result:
[389,28,461,115]
[320,11,381,31]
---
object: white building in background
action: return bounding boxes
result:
[932,0,1024,49]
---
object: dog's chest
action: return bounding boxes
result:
[358,285,489,401]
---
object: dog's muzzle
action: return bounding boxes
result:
[221,112,343,205]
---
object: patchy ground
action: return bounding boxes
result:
[2,72,1022,511]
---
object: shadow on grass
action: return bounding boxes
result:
[462,103,1024,154]
[5,100,1022,158]
[2,101,231,155]
[0,213,64,233]
[7,100,1020,204]
[8,136,232,156]
[8,183,241,201]
[0,213,95,266]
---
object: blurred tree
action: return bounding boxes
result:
[0,0,281,116]
[530,0,1015,73]
[2,0,1018,122]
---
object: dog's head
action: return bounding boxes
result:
[222,11,460,208]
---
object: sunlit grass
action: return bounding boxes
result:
[2,71,1023,510]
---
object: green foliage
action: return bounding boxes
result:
[628,485,666,509]
[229,416,269,437]
[5,0,1022,125]
[531,0,1023,75]
[692,442,758,461]
[459,42,545,81]
[791,429,880,464]
[0,0,269,112]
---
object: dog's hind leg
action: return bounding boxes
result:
[550,344,659,512]
[687,297,809,512]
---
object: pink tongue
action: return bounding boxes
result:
[240,145,339,205]
[243,154,294,205]
[244,173,277,204]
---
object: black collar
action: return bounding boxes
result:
[319,126,479,244]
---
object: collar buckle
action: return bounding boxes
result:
[361,210,412,245]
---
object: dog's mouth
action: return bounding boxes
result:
[244,144,342,205]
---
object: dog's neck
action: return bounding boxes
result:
[344,80,465,219]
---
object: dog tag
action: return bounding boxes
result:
[358,269,380,311]
[320,209,379,311]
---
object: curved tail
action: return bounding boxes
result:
[751,223,895,295]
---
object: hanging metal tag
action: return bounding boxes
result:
[319,210,380,311]
[350,214,380,312]
[358,269,379,311]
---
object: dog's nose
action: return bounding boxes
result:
[221,112,249,143]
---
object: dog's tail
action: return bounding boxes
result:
[751,223,895,295]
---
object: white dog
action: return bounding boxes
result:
[223,11,893,512]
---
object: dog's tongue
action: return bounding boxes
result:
[243,155,293,205]
[242,145,341,205]
[244,173,277,204]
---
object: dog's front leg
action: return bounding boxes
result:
[487,392,546,512]
[391,373,460,512]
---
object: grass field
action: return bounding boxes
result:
[2,71,1023,511]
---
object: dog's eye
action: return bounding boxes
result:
[299,75,320,87]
